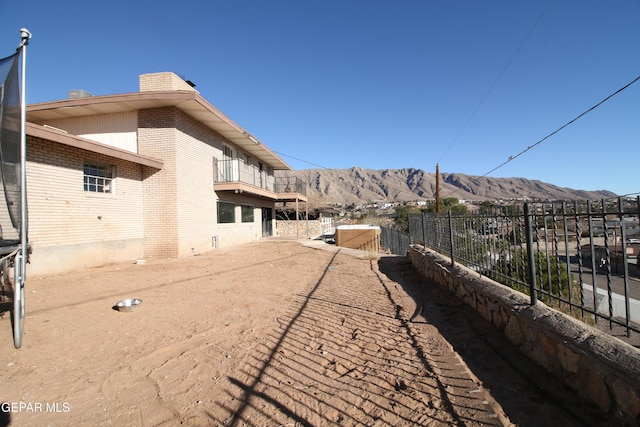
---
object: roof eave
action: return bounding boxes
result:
[27,91,291,170]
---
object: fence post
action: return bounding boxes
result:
[421,213,427,248]
[619,197,631,337]
[524,203,538,305]
[448,211,455,267]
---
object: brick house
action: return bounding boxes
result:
[25,72,306,275]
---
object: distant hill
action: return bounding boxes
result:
[276,167,617,205]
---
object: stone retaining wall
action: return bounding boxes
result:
[408,244,640,425]
[276,220,323,238]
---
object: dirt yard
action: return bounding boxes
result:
[0,239,615,426]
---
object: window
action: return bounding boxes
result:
[217,201,235,223]
[241,205,254,223]
[83,163,113,193]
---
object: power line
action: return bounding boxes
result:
[274,151,331,170]
[276,73,640,201]
[480,74,640,177]
[437,0,554,163]
[274,151,368,183]
[442,74,640,199]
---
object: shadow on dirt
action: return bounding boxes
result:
[376,255,616,427]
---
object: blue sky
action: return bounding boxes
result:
[1,1,638,196]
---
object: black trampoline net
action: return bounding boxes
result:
[0,51,22,247]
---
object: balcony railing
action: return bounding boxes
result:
[275,176,306,196]
[214,158,275,192]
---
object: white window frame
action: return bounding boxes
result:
[83,162,114,194]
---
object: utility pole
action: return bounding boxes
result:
[435,163,441,214]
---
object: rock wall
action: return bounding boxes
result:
[276,220,323,238]
[408,244,640,425]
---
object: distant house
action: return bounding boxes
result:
[25,72,306,274]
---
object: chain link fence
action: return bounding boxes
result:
[380,226,411,256]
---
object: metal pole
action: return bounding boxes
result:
[619,197,631,337]
[602,198,613,328]
[435,164,441,214]
[587,201,599,323]
[524,203,537,305]
[561,202,572,308]
[295,197,299,239]
[19,28,30,287]
[448,211,455,267]
[574,200,585,318]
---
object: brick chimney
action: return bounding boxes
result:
[139,72,198,92]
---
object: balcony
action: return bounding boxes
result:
[214,159,306,202]
[275,176,306,198]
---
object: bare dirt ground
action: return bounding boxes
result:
[0,239,617,426]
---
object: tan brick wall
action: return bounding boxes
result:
[26,136,145,274]
[138,107,275,257]
[139,72,198,92]
[174,110,219,255]
[25,99,280,267]
[213,192,273,248]
[138,108,180,257]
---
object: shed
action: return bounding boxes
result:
[335,225,380,252]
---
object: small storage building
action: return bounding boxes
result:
[335,225,380,252]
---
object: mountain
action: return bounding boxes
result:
[276,167,617,205]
